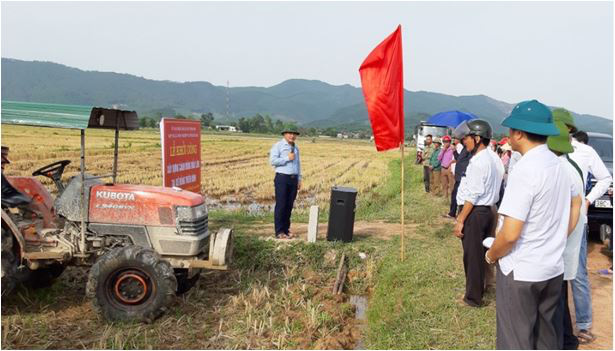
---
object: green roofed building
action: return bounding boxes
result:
[1,100,139,130]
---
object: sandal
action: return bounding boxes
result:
[577,330,596,344]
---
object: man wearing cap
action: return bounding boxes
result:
[438,135,455,200]
[429,137,443,196]
[421,135,434,192]
[555,108,612,344]
[452,119,504,307]
[269,129,302,239]
[485,100,578,349]
[547,118,584,350]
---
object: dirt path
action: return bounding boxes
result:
[571,241,613,350]
[252,221,420,241]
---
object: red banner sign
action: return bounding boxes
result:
[160,118,202,193]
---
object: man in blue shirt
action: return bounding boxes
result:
[269,129,302,239]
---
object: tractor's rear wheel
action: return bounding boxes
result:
[174,269,201,295]
[86,246,177,322]
[1,227,18,296]
[24,263,66,289]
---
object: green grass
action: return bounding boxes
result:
[357,154,450,224]
[365,158,497,349]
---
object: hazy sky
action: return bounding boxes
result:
[1,1,613,118]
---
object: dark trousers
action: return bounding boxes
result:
[553,281,579,350]
[496,179,506,209]
[423,166,431,192]
[449,180,460,217]
[496,265,563,350]
[461,206,494,306]
[274,173,298,235]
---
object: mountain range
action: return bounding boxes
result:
[1,58,612,134]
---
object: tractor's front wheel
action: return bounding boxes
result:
[86,246,177,322]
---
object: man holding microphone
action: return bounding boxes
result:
[269,129,302,239]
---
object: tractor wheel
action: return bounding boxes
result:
[1,227,18,296]
[24,263,66,289]
[86,246,177,322]
[174,269,201,295]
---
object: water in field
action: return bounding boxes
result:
[350,295,368,349]
[204,193,319,214]
[204,196,274,214]
[350,295,367,320]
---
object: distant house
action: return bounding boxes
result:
[216,125,238,132]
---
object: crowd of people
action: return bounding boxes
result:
[419,100,612,349]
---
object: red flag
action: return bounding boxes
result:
[359,25,404,152]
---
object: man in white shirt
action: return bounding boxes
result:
[452,119,504,307]
[555,109,612,343]
[485,100,578,349]
[546,118,584,350]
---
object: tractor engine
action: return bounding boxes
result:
[55,178,210,257]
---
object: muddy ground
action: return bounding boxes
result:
[252,220,419,242]
[574,240,613,350]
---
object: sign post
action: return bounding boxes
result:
[160,118,202,193]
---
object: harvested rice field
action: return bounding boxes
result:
[1,125,394,213]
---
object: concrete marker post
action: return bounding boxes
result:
[308,205,319,243]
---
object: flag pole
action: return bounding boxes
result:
[400,140,405,261]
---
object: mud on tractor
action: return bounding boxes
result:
[1,101,233,322]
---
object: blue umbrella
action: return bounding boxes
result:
[426,110,477,128]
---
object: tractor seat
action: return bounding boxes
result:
[1,173,32,208]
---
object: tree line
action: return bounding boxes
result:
[138,112,371,138]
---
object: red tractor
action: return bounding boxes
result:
[1,101,233,322]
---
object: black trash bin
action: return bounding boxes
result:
[327,186,357,242]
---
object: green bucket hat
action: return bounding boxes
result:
[501,100,559,136]
[281,129,300,135]
[552,108,577,133]
[547,120,573,154]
